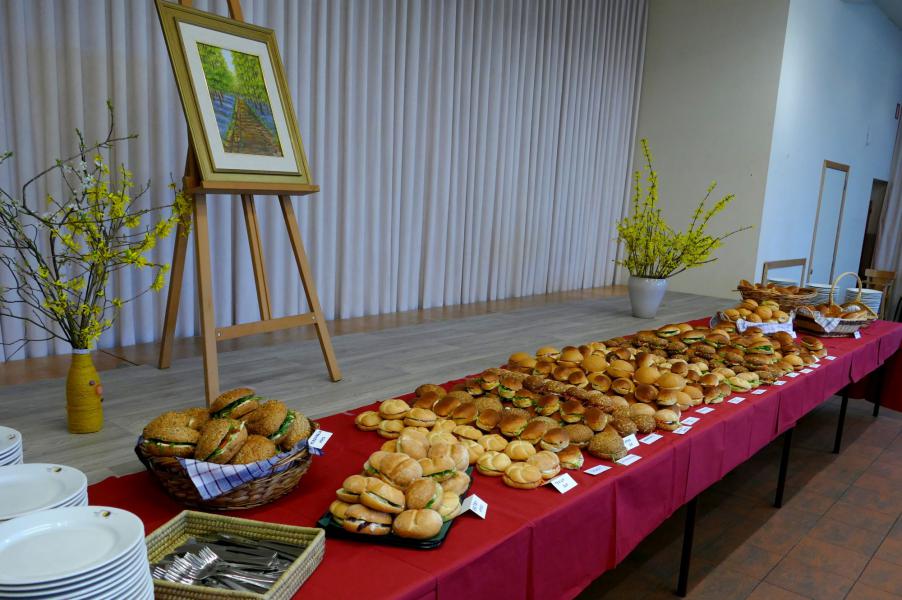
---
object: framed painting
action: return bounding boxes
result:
[155,0,314,192]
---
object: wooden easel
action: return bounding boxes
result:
[157,0,341,406]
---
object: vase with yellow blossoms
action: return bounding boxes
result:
[0,103,190,433]
[616,139,750,318]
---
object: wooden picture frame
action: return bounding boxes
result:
[155,0,315,193]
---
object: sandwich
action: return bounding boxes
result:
[632,413,657,434]
[451,403,478,425]
[504,440,537,461]
[278,411,312,450]
[527,450,561,480]
[535,394,562,416]
[354,410,382,431]
[478,433,510,452]
[194,419,248,463]
[360,478,406,514]
[476,409,502,432]
[342,504,392,536]
[610,417,638,438]
[377,419,405,439]
[442,470,471,496]
[557,445,584,469]
[560,399,586,423]
[499,413,529,438]
[656,324,682,338]
[405,478,443,510]
[230,434,277,464]
[540,427,570,452]
[460,439,484,464]
[329,500,351,526]
[377,453,423,489]
[564,423,594,448]
[497,375,522,400]
[587,427,627,461]
[179,407,210,430]
[654,409,680,431]
[536,346,561,360]
[336,474,370,503]
[242,400,288,437]
[452,425,482,442]
[392,509,443,539]
[476,451,512,476]
[415,383,446,398]
[519,420,551,445]
[437,491,463,520]
[502,463,543,490]
[418,457,457,482]
[142,413,200,458]
[210,388,260,420]
[404,407,437,428]
[584,407,610,432]
[512,389,537,409]
[378,398,410,420]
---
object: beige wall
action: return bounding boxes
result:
[633,0,790,298]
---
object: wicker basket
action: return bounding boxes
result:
[147,510,325,600]
[794,272,877,337]
[135,418,317,511]
[736,285,817,311]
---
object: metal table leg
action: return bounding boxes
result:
[774,427,794,508]
[676,496,699,597]
[833,392,848,454]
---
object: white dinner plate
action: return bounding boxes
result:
[0,506,144,585]
[0,465,88,520]
[0,539,144,592]
[0,426,21,456]
[0,549,147,598]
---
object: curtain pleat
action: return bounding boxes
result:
[0,0,646,361]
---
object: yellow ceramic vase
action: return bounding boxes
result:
[66,350,104,433]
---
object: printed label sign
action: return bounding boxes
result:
[728,396,745,404]
[308,430,332,455]
[461,494,487,518]
[682,416,700,425]
[696,407,715,414]
[673,425,692,435]
[640,433,662,445]
[550,473,577,493]
[584,464,612,475]
[752,389,766,395]
[616,454,642,466]
[622,434,639,451]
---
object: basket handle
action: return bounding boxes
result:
[829,271,863,306]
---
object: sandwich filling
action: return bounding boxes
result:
[363,491,403,510]
[345,518,390,534]
[144,439,195,450]
[212,394,260,418]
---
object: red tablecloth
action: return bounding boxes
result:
[88,320,902,600]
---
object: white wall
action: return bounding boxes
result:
[633,0,790,298]
[757,0,902,287]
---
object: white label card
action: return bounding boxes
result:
[696,407,715,414]
[307,430,332,455]
[752,389,767,395]
[623,434,640,451]
[728,396,745,404]
[682,416,700,425]
[640,433,663,445]
[673,425,692,435]
[461,494,488,519]
[786,372,800,378]
[550,473,578,493]
[854,331,861,339]
[826,356,837,361]
[801,368,813,374]
[584,464,612,475]
[810,363,821,368]
[774,380,787,386]
[616,454,642,466]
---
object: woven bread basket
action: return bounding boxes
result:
[794,272,877,337]
[147,510,324,599]
[737,284,817,311]
[135,418,317,510]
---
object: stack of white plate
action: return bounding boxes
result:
[0,426,23,466]
[808,282,833,306]
[845,287,882,314]
[0,506,152,599]
[0,464,88,521]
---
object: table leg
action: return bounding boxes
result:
[833,392,848,454]
[774,427,794,508]
[676,496,698,597]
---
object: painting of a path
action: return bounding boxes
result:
[198,42,283,157]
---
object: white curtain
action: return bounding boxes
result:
[874,119,902,320]
[0,0,646,361]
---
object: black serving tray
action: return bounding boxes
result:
[317,467,474,550]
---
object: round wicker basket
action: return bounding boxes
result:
[135,418,317,510]
[737,286,817,311]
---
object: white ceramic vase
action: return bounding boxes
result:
[628,276,668,318]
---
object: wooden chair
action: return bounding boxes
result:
[760,258,807,287]
[863,268,896,318]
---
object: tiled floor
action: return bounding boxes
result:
[579,395,902,600]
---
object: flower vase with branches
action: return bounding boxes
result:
[0,103,190,432]
[616,139,750,317]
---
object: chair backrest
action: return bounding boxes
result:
[864,268,895,285]
[761,258,807,287]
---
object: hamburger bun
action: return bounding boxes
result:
[459,439,484,464]
[393,509,443,539]
[355,410,382,431]
[142,413,201,458]
[377,419,405,439]
[587,426,627,461]
[558,445,584,469]
[504,439,537,461]
[230,434,277,464]
[180,407,211,430]
[418,456,457,482]
[329,500,351,526]
[379,398,410,420]
[377,453,423,489]
[242,400,288,437]
[527,450,561,479]
[210,388,260,419]
[404,407,437,428]
[442,470,471,496]
[540,427,570,452]
[476,451,511,476]
[563,423,594,448]
[654,409,680,431]
[502,463,543,489]
[336,474,369,503]
[279,412,312,450]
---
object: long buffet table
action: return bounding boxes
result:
[89,319,902,599]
